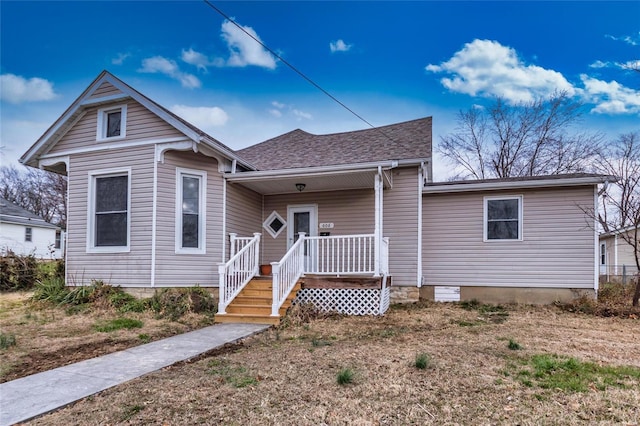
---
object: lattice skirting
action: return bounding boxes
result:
[293,287,391,316]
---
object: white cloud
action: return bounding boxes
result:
[580,74,640,115]
[271,101,285,109]
[589,60,610,69]
[221,20,277,69]
[330,39,352,53]
[171,105,229,131]
[181,48,224,72]
[0,74,57,104]
[606,32,640,46]
[112,52,131,65]
[292,109,312,120]
[138,56,201,89]
[426,39,576,103]
[268,109,282,118]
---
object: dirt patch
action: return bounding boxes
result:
[0,292,215,382]
[27,302,640,425]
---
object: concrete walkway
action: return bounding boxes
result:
[0,323,269,426]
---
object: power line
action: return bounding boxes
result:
[202,0,395,141]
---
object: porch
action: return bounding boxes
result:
[215,233,391,325]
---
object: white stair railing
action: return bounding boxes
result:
[305,234,376,275]
[271,232,306,317]
[229,233,255,258]
[218,233,260,314]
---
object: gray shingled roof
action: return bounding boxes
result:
[0,197,58,229]
[237,117,432,170]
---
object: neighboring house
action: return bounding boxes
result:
[599,228,639,282]
[19,71,607,322]
[0,197,63,259]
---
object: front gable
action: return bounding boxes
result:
[20,71,252,174]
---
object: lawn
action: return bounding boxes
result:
[16,297,640,425]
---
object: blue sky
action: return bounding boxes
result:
[1,1,639,179]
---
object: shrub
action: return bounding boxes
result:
[0,251,40,291]
[149,287,216,320]
[508,339,522,350]
[31,277,68,304]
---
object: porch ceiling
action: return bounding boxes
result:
[226,168,391,195]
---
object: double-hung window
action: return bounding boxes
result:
[25,227,32,242]
[88,168,131,252]
[484,195,523,241]
[97,104,127,141]
[176,168,206,253]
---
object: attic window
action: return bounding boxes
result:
[263,211,286,238]
[97,104,127,141]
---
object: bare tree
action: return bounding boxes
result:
[439,91,602,179]
[0,165,67,228]
[594,132,640,306]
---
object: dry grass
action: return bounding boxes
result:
[0,292,215,382]
[27,301,640,425]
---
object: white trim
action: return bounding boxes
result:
[614,234,619,275]
[226,161,398,182]
[40,136,190,160]
[424,176,608,194]
[80,93,129,106]
[287,204,318,248]
[263,210,287,239]
[150,151,158,287]
[39,155,69,170]
[483,195,523,242]
[155,140,197,163]
[175,167,207,254]
[222,178,227,263]
[96,104,127,141]
[86,167,132,253]
[594,186,599,292]
[374,168,382,277]
[417,163,423,287]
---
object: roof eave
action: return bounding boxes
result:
[423,176,611,194]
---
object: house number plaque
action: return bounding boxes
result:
[319,223,334,229]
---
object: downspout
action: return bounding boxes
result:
[417,162,424,287]
[374,166,382,277]
[594,185,599,294]
[222,177,227,263]
[150,148,159,287]
[614,234,618,275]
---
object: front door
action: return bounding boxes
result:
[287,205,318,270]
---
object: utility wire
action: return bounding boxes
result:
[202,0,395,142]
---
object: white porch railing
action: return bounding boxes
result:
[229,233,255,258]
[271,232,306,317]
[305,234,379,275]
[218,233,260,314]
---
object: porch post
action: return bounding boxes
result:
[253,232,261,276]
[374,167,382,277]
[229,233,238,258]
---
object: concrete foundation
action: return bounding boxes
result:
[419,286,595,305]
[389,286,420,304]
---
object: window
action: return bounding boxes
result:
[263,211,286,238]
[55,230,61,249]
[176,168,206,253]
[600,243,606,266]
[97,104,127,140]
[484,196,522,241]
[87,168,131,252]
[25,227,32,242]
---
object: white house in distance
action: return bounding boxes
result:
[0,197,63,259]
[19,71,608,324]
[599,228,639,283]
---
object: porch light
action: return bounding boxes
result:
[295,183,306,192]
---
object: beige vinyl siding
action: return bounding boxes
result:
[153,151,223,287]
[49,100,184,154]
[383,167,420,287]
[88,82,122,99]
[423,186,596,289]
[225,182,262,259]
[66,145,155,287]
[262,190,374,264]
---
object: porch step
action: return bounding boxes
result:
[214,279,301,325]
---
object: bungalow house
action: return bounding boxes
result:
[0,197,63,259]
[20,71,607,323]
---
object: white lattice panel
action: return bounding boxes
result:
[294,288,389,316]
